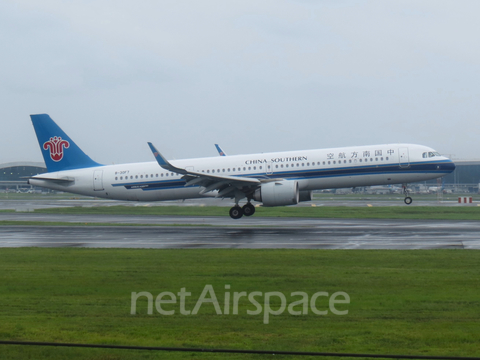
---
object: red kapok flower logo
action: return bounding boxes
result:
[43,136,70,162]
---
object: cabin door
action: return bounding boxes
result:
[93,170,104,191]
[398,148,410,168]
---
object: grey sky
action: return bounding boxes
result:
[1,0,478,165]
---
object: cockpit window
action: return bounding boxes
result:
[423,151,441,158]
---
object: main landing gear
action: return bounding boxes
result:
[229,202,256,219]
[403,184,413,205]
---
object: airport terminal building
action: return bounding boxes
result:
[0,162,47,192]
[437,160,480,193]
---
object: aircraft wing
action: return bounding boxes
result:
[148,142,260,198]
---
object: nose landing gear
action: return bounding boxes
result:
[403,184,413,205]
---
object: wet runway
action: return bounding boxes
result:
[1,213,479,249]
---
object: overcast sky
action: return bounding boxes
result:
[1,0,479,165]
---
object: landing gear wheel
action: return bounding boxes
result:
[242,203,256,217]
[404,197,413,205]
[229,206,244,219]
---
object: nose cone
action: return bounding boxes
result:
[444,160,456,173]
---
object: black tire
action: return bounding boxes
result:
[404,197,413,205]
[229,206,243,219]
[242,203,256,216]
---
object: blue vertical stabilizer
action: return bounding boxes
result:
[31,114,102,172]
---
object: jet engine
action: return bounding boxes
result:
[253,180,299,207]
[299,190,313,202]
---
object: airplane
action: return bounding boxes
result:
[28,114,456,219]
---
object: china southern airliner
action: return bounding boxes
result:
[28,114,455,219]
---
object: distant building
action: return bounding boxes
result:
[439,160,480,192]
[0,162,47,191]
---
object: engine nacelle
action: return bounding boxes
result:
[253,180,299,207]
[299,190,313,202]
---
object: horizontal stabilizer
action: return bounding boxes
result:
[28,175,75,183]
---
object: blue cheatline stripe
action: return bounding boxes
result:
[109,160,454,192]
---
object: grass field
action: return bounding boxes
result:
[32,205,480,221]
[2,192,480,202]
[0,249,479,359]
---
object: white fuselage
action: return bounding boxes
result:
[29,143,455,202]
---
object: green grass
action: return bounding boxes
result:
[0,221,212,227]
[0,249,479,359]
[33,205,480,220]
